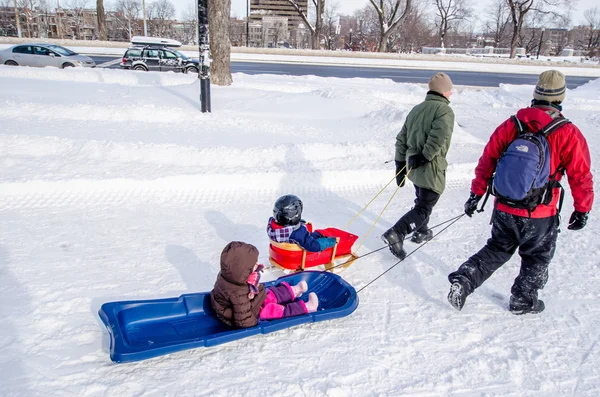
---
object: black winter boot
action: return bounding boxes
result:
[411,229,433,244]
[381,228,406,260]
[509,295,545,315]
[448,280,469,311]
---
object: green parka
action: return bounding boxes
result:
[395,92,455,194]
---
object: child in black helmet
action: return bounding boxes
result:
[267,195,337,252]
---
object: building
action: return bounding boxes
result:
[262,16,288,47]
[249,0,307,32]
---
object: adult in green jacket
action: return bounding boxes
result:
[382,72,455,259]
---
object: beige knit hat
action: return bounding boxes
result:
[533,70,566,103]
[428,72,453,94]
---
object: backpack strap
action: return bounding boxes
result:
[511,115,527,135]
[540,116,570,137]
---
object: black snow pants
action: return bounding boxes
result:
[392,185,440,235]
[448,210,559,305]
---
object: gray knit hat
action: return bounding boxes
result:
[533,70,566,103]
[428,72,453,94]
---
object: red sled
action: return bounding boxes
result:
[268,224,359,272]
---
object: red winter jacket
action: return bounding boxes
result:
[471,106,593,218]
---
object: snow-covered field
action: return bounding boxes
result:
[1,65,599,396]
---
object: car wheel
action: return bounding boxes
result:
[185,67,199,74]
[62,63,75,68]
[4,60,18,66]
[133,65,148,71]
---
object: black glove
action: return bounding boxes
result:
[395,161,407,187]
[408,153,430,170]
[568,211,588,230]
[464,192,482,217]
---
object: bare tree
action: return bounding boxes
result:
[286,0,325,50]
[229,18,245,46]
[506,0,568,58]
[113,0,141,40]
[209,0,232,85]
[368,0,413,52]
[65,0,89,39]
[176,4,197,45]
[434,0,472,48]
[36,0,53,37]
[0,0,15,36]
[147,0,174,37]
[97,0,106,40]
[322,1,339,50]
[583,7,600,51]
[484,0,511,48]
[353,5,381,51]
[395,2,434,52]
[17,0,36,37]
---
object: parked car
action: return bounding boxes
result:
[0,43,96,68]
[120,45,199,74]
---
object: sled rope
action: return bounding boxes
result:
[343,164,408,230]
[355,213,465,294]
[327,213,465,271]
[353,168,412,254]
[263,214,463,272]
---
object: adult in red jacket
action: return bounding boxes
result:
[447,70,593,315]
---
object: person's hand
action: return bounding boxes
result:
[395,161,407,187]
[568,211,588,230]
[408,154,430,170]
[248,291,255,300]
[464,192,482,217]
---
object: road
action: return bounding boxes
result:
[91,55,596,89]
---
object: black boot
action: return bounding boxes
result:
[448,280,468,311]
[509,295,545,315]
[381,228,406,260]
[411,229,433,244]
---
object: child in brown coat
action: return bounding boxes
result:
[210,241,319,328]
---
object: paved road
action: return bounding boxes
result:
[91,55,596,88]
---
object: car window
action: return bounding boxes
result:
[143,49,159,58]
[34,46,51,56]
[172,50,189,60]
[126,49,142,57]
[161,50,178,59]
[47,45,77,56]
[12,46,33,54]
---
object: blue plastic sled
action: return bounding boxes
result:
[98,271,358,363]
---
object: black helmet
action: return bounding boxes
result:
[273,195,303,226]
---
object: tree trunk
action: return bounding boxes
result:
[97,0,107,40]
[509,17,520,58]
[208,0,232,86]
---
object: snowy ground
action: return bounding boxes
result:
[1,65,599,396]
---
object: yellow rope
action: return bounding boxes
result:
[343,163,407,230]
[354,168,411,254]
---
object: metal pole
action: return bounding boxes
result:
[14,0,22,38]
[197,0,211,113]
[246,0,249,47]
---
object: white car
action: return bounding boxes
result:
[0,43,96,68]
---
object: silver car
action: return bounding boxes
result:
[0,43,96,68]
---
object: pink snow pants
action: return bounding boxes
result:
[259,281,308,320]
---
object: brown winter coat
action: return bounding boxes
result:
[210,242,267,328]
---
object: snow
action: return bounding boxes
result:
[1,65,600,396]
